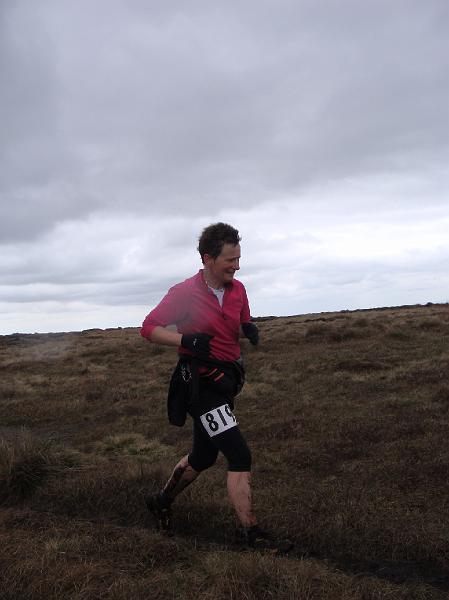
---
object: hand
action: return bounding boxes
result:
[242,322,259,346]
[181,333,214,357]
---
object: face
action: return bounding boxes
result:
[204,243,241,287]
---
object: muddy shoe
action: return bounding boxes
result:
[237,525,294,554]
[145,493,173,535]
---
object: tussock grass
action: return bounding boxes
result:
[0,430,80,504]
[95,433,175,461]
[1,304,449,598]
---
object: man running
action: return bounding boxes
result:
[141,222,292,552]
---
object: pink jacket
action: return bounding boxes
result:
[141,270,251,361]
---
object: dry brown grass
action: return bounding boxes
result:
[1,304,449,599]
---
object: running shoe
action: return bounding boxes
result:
[145,493,173,535]
[237,525,294,554]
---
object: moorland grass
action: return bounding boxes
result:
[1,304,449,599]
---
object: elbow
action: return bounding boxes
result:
[140,322,156,341]
[140,327,150,340]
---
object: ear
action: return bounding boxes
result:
[203,253,214,265]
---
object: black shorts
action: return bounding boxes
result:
[187,367,252,473]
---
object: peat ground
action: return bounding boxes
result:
[1,303,449,599]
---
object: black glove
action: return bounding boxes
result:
[181,333,213,357]
[242,322,259,346]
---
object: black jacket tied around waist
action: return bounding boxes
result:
[167,355,245,426]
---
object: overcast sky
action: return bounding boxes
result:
[1,0,448,335]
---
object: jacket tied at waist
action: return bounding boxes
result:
[167,355,245,426]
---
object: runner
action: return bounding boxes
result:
[141,222,292,553]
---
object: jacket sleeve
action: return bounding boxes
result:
[240,284,251,324]
[141,283,188,340]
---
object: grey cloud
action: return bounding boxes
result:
[1,0,447,242]
[1,0,448,333]
[0,278,173,306]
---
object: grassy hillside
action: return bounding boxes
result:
[1,303,449,599]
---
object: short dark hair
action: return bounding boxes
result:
[198,222,241,262]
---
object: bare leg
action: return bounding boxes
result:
[160,454,199,504]
[227,471,293,552]
[227,471,257,527]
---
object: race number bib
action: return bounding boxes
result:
[200,404,238,437]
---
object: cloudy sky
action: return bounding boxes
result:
[1,0,448,335]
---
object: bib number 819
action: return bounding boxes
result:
[200,404,237,437]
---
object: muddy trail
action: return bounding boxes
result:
[157,524,449,592]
